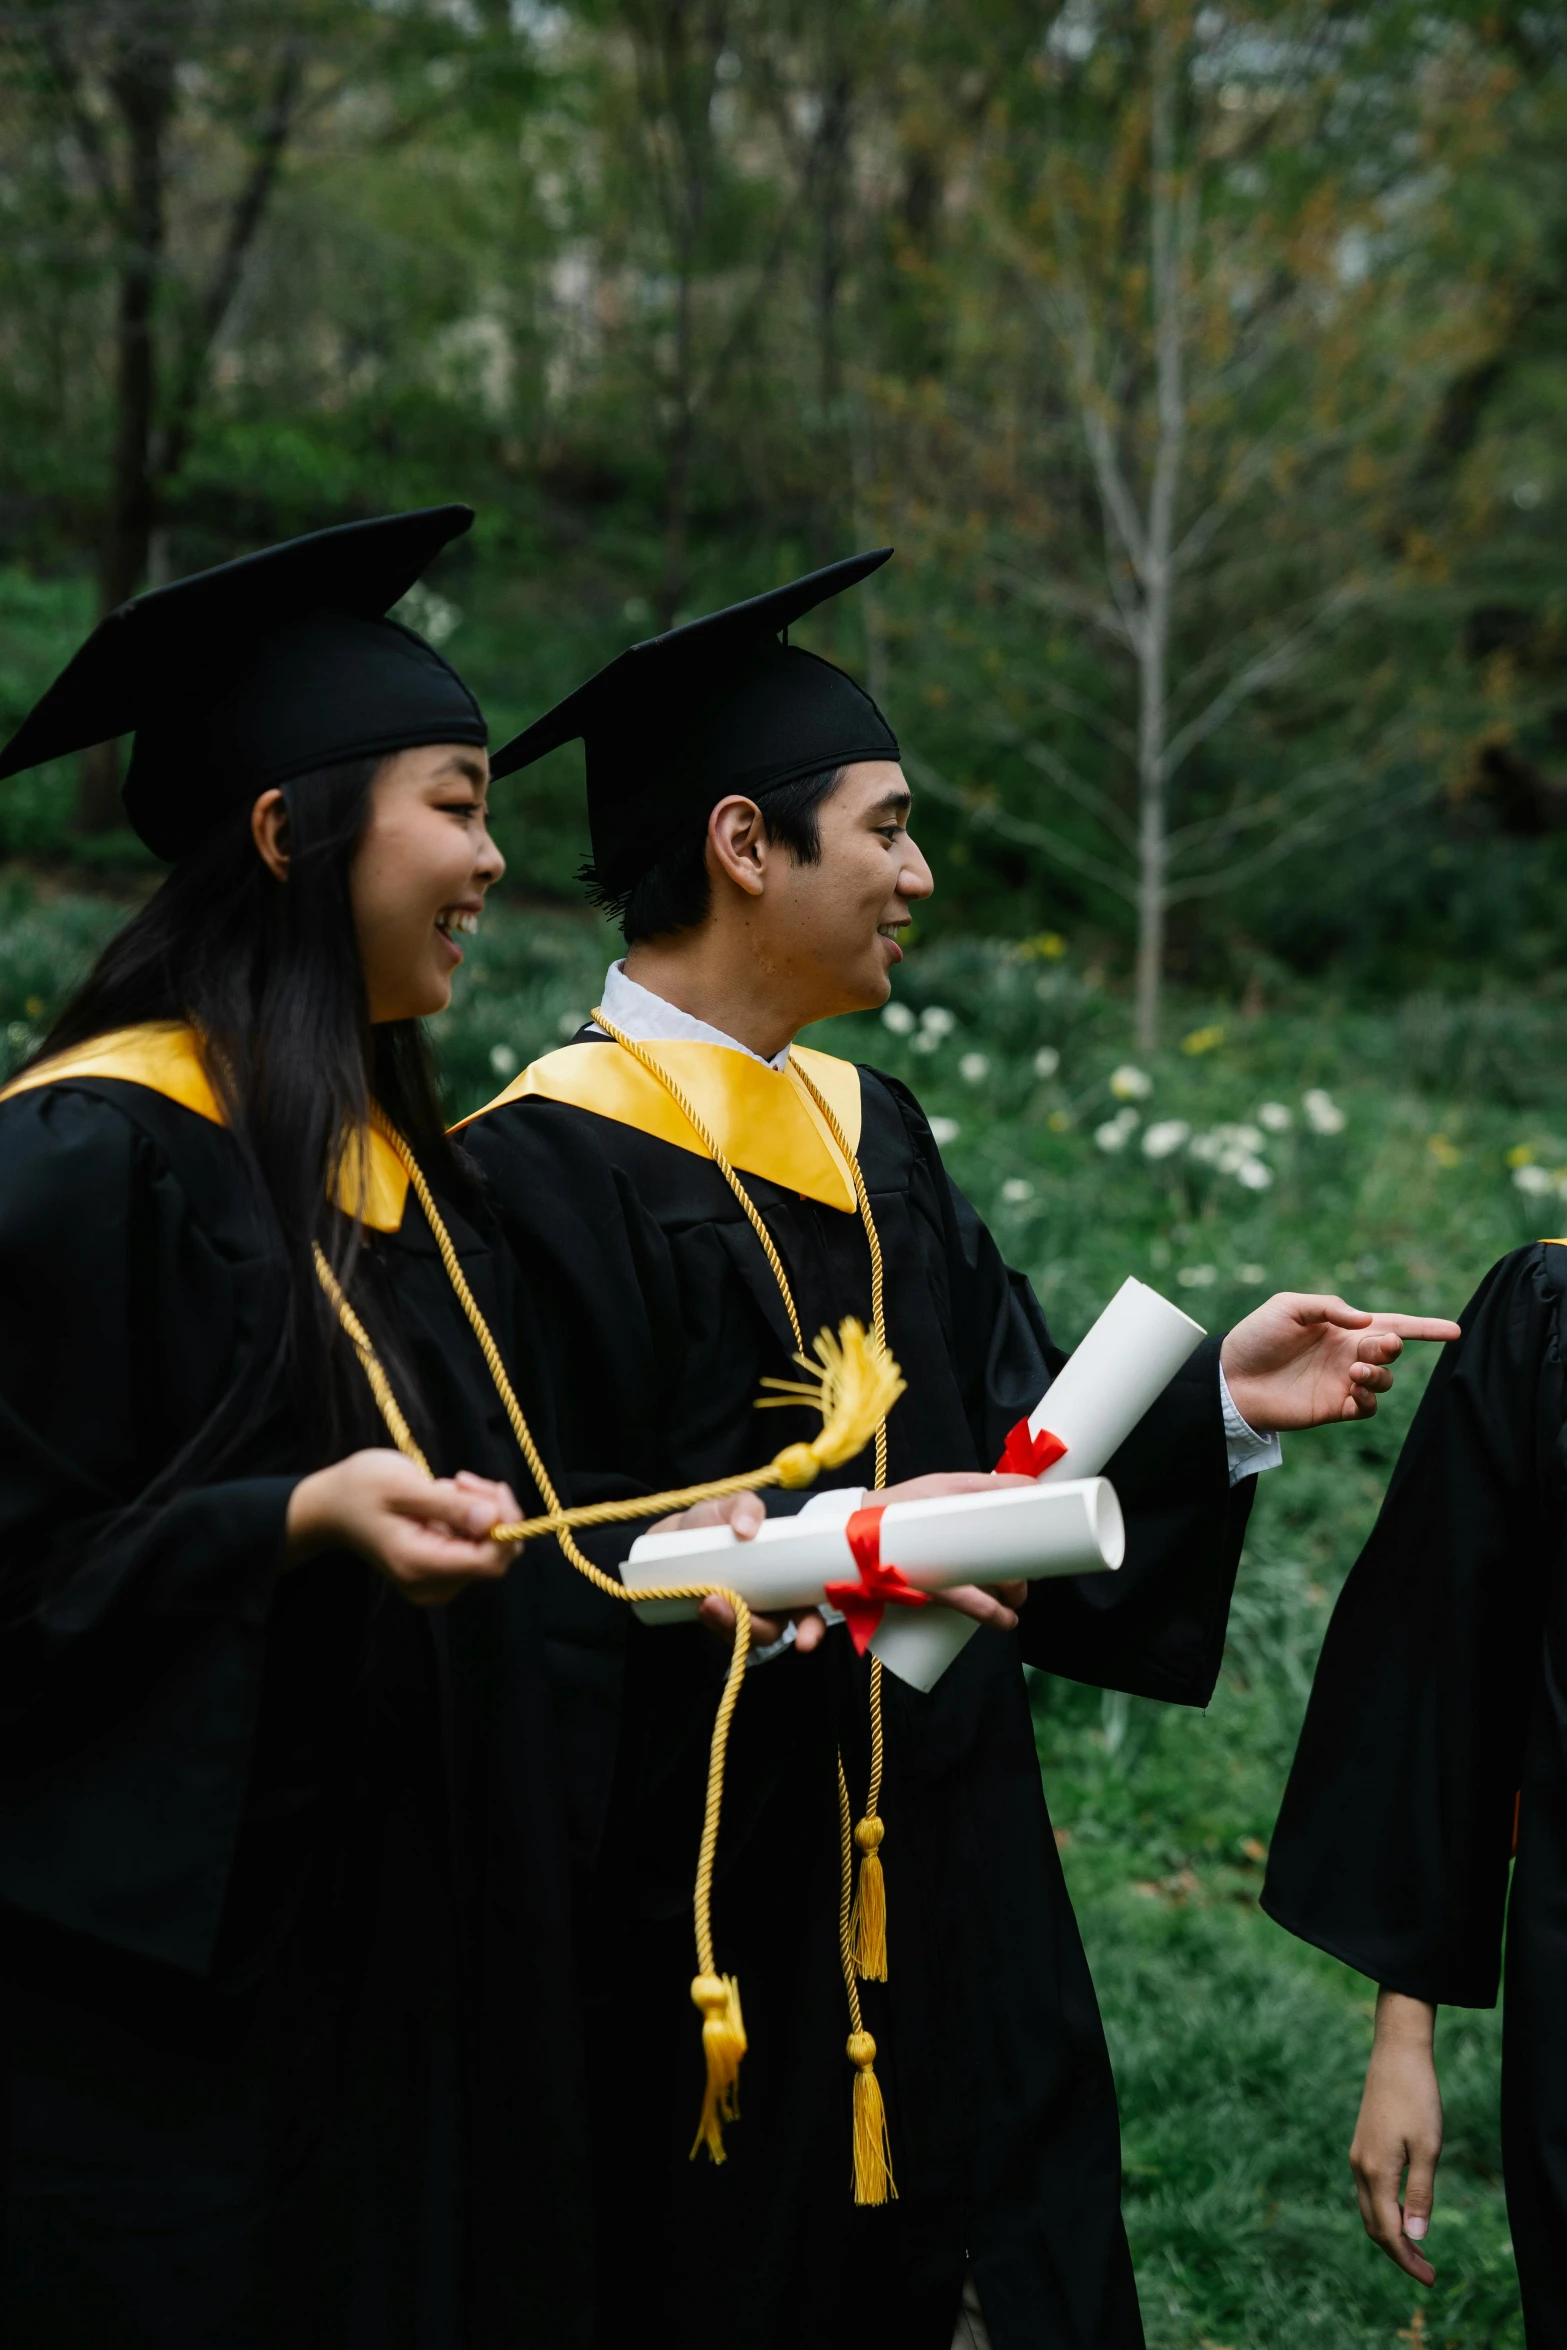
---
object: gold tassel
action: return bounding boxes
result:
[847,2030,896,2205]
[690,1973,746,2164]
[851,1815,889,1981]
[757,1317,906,1487]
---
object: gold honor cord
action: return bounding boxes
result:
[589,1010,899,2176]
[313,1122,900,2167]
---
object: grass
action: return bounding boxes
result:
[4,882,1555,2346]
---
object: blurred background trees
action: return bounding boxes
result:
[0,0,1563,1028]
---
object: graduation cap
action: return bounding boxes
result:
[491,548,901,896]
[0,506,487,860]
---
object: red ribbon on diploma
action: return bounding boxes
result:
[994,1418,1068,1478]
[823,1506,930,1658]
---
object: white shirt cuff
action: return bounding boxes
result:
[746,1485,866,1663]
[1220,1366,1283,1485]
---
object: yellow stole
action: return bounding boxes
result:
[460,1037,864,1214]
[0,1021,410,1233]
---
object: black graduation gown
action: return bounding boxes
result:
[0,1064,590,2350]
[464,1042,1256,2350]
[1263,1242,1567,2344]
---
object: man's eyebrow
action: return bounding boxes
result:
[870,788,912,819]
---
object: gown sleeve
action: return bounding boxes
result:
[0,1084,297,1970]
[882,1072,1255,1707]
[1262,1246,1561,2007]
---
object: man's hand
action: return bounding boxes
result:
[1221,1294,1460,1431]
[1350,1990,1442,2287]
[687,1471,1034,1651]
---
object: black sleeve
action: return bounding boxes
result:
[885,1071,1254,1707]
[0,1086,295,1968]
[1262,1248,1558,2007]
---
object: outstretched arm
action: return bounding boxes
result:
[1221,1294,1460,1431]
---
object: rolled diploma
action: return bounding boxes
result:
[620,1477,1124,1671]
[869,1276,1206,1688]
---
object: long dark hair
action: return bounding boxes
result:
[34,756,466,1459]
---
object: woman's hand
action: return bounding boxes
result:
[1349,1990,1442,2286]
[285,1452,520,1607]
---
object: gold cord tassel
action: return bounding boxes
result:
[756,1317,905,1488]
[690,1973,747,2163]
[850,1655,890,1980]
[847,2030,895,2205]
[837,1755,895,2204]
[851,1816,888,1982]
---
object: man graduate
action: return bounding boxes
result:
[461,549,1455,2350]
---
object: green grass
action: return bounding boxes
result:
[3,884,1551,2345]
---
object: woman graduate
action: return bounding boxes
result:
[1265,1242,1567,2337]
[457,550,1457,2350]
[0,508,590,2347]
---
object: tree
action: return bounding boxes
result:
[877,0,1506,1040]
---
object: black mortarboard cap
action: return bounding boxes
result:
[0,506,487,860]
[490,548,900,894]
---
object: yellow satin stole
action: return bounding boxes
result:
[460,1038,864,1214]
[0,1021,410,1233]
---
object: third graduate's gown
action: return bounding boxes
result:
[464,1033,1257,2350]
[1265,1242,1567,2344]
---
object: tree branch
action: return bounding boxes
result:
[905,748,1139,905]
[40,23,119,215]
[155,37,304,492]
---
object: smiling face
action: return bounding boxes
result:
[348,743,504,1023]
[742,759,933,1023]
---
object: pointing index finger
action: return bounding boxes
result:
[1364,1314,1462,1342]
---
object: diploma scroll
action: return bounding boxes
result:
[622,1477,1124,1666]
[869,1276,1205,1688]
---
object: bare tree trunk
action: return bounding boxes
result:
[658,263,696,627]
[1133,24,1183,1051]
[78,21,175,833]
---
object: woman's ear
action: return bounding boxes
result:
[250,788,290,881]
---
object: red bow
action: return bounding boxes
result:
[994,1417,1068,1478]
[823,1506,930,1657]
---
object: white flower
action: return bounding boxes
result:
[1257,1102,1292,1132]
[556,1009,587,1038]
[1303,1088,1346,1135]
[488,1042,519,1078]
[1001,1176,1035,1204]
[1032,1046,1061,1079]
[1095,1109,1139,1151]
[920,1005,956,1039]
[928,1115,961,1146]
[1235,1156,1273,1191]
[1109,1064,1153,1100]
[1190,1123,1264,1173]
[1514,1163,1556,1197]
[959,1051,991,1084]
[1177,1264,1218,1288]
[1237,1263,1267,1283]
[911,1031,939,1054]
[1142,1119,1191,1160]
[881,1001,917,1036]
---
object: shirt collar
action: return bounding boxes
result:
[591,960,791,1072]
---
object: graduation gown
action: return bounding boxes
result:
[462,1033,1256,2350]
[1263,1242,1567,2343]
[0,1031,591,2350]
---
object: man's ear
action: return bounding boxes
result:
[250,788,290,881]
[706,795,768,898]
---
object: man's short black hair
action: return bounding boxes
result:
[581,764,845,944]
